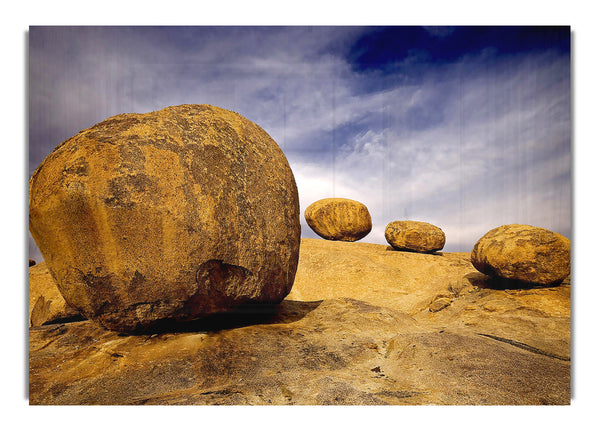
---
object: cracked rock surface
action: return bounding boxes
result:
[29,238,570,405]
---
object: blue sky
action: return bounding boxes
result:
[28,26,571,261]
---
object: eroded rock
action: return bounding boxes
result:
[385,220,445,253]
[290,239,571,362]
[28,104,301,332]
[29,296,569,405]
[471,224,570,286]
[29,238,570,405]
[304,198,371,242]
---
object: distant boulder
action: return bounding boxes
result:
[28,104,301,332]
[385,221,445,253]
[471,224,570,286]
[304,198,372,242]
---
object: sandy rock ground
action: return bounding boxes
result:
[29,238,570,405]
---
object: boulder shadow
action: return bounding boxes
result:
[127,299,323,335]
[480,276,562,291]
[385,246,443,256]
[464,271,491,289]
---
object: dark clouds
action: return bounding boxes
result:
[28,26,571,261]
[347,26,570,71]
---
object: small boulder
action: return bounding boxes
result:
[29,104,301,332]
[385,221,445,253]
[29,259,36,267]
[428,296,452,313]
[471,224,570,286]
[29,262,82,327]
[304,198,372,242]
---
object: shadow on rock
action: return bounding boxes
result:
[482,276,563,291]
[385,246,443,256]
[124,299,324,336]
[463,271,490,289]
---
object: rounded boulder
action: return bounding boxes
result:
[385,220,446,253]
[304,198,372,242]
[29,104,301,332]
[471,224,570,286]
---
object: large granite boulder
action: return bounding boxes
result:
[29,262,82,327]
[471,224,570,286]
[384,220,445,253]
[304,198,371,242]
[28,104,301,332]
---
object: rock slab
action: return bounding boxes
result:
[471,224,570,285]
[29,239,570,405]
[385,220,445,253]
[304,198,371,242]
[28,104,301,332]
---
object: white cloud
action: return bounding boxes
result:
[290,52,571,250]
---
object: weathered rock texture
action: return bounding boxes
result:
[304,198,371,242]
[28,104,301,332]
[29,238,570,405]
[471,224,570,286]
[385,220,445,253]
[29,262,82,327]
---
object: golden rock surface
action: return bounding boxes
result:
[29,262,81,327]
[304,198,372,242]
[471,224,570,285]
[29,238,570,405]
[384,220,446,253]
[28,104,301,332]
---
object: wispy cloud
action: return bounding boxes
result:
[289,51,570,249]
